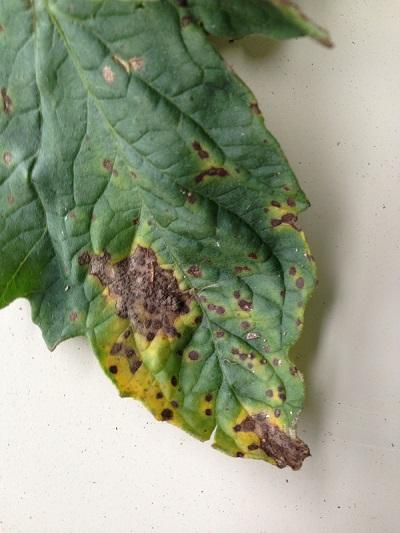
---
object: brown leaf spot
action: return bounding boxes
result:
[78,252,91,266]
[238,299,252,312]
[188,350,199,361]
[205,408,212,416]
[129,57,145,72]
[192,141,209,159]
[109,365,118,374]
[7,195,15,205]
[289,266,296,276]
[1,87,13,114]
[186,192,197,204]
[110,343,122,355]
[69,311,78,322]
[195,167,229,183]
[287,198,296,207]
[187,265,202,278]
[88,246,191,341]
[181,15,193,27]
[102,65,115,84]
[161,408,174,420]
[271,219,282,227]
[3,152,12,166]
[248,252,257,260]
[296,277,305,289]
[250,102,261,115]
[215,331,224,338]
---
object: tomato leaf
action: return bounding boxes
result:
[0,0,321,469]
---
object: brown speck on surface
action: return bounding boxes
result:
[3,152,12,166]
[250,102,261,115]
[236,452,244,458]
[109,365,118,374]
[161,408,173,420]
[1,87,12,114]
[123,330,131,338]
[156,392,164,399]
[69,311,78,321]
[194,315,203,325]
[266,389,273,398]
[188,350,199,361]
[273,358,280,366]
[171,376,178,387]
[248,252,257,259]
[195,167,229,183]
[233,290,240,300]
[133,218,139,225]
[102,159,117,175]
[186,192,197,204]
[296,277,305,289]
[110,343,122,355]
[289,266,296,276]
[287,198,296,207]
[248,443,259,451]
[271,200,281,208]
[290,366,298,376]
[215,330,224,338]
[129,57,145,72]
[181,15,193,27]
[7,195,15,205]
[238,415,310,470]
[205,408,212,416]
[205,393,213,402]
[271,219,282,227]
[192,141,209,159]
[177,0,188,6]
[102,65,115,84]
[78,251,91,266]
[171,400,179,408]
[282,213,298,224]
[241,321,250,329]
[274,408,281,417]
[238,299,252,312]
[215,306,225,315]
[233,424,241,432]
[234,266,250,274]
[187,265,202,278]
[279,392,287,401]
[88,246,191,341]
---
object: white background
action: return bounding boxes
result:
[1,1,399,532]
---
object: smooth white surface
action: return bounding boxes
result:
[1,2,400,532]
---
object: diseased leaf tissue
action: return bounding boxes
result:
[0,1,330,469]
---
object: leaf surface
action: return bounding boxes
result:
[0,0,319,469]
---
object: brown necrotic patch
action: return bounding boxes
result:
[1,88,12,115]
[237,416,310,470]
[88,246,191,341]
[192,141,209,160]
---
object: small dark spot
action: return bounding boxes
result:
[171,376,178,387]
[238,299,252,312]
[111,343,122,355]
[282,213,298,224]
[161,408,173,420]
[195,167,229,183]
[296,277,305,289]
[177,0,188,7]
[247,363,253,369]
[215,331,224,338]
[125,347,135,357]
[109,365,118,374]
[273,358,280,366]
[233,424,241,432]
[289,266,296,276]
[296,319,302,327]
[248,443,259,451]
[78,251,91,266]
[3,152,12,166]
[129,359,142,374]
[7,195,15,205]
[69,311,78,321]
[181,15,193,27]
[266,389,273,398]
[171,400,179,408]
[274,409,281,417]
[192,141,209,159]
[271,200,281,208]
[216,306,225,315]
[1,88,13,115]
[133,218,139,225]
[279,392,287,401]
[233,290,240,300]
[234,266,250,274]
[241,321,250,329]
[239,353,247,361]
[124,330,131,339]
[194,315,203,325]
[187,265,202,277]
[187,192,197,204]
[250,102,261,115]
[205,408,212,416]
[188,350,199,361]
[236,452,244,458]
[156,392,164,399]
[146,332,156,341]
[102,159,117,175]
[231,348,239,355]
[287,198,296,207]
[248,252,257,259]
[249,352,256,359]
[205,393,213,402]
[261,359,268,365]
[271,219,282,227]
[290,366,298,376]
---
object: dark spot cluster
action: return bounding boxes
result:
[231,347,255,362]
[102,158,118,176]
[233,416,311,470]
[187,265,202,278]
[109,343,142,375]
[1,87,12,115]
[250,102,261,115]
[192,141,209,159]
[238,299,252,312]
[86,246,191,342]
[195,167,229,184]
[271,213,301,231]
[207,303,225,315]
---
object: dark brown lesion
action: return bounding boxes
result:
[235,415,310,470]
[1,87,12,115]
[82,246,191,341]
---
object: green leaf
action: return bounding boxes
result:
[184,0,333,46]
[0,0,320,469]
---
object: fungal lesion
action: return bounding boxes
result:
[81,245,192,342]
